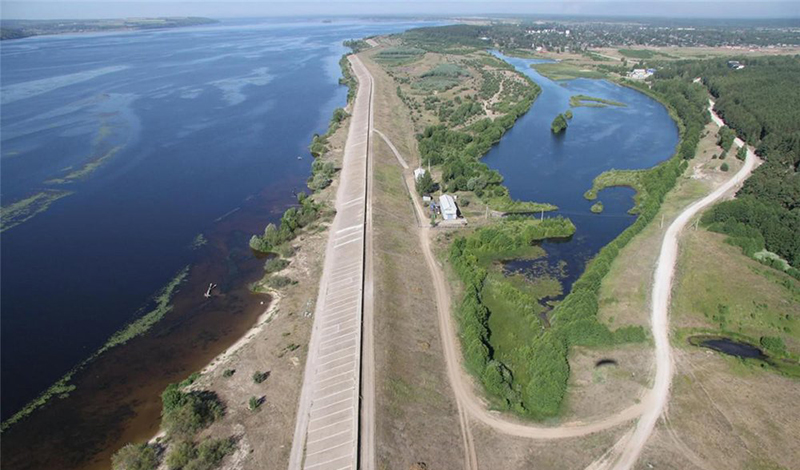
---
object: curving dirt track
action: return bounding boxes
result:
[587,101,757,470]
[375,100,757,469]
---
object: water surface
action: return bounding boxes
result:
[0,17,432,470]
[485,54,680,298]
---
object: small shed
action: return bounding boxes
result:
[439,194,458,221]
[414,167,427,181]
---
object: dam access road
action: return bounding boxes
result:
[287,54,375,470]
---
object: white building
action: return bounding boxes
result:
[627,68,653,80]
[439,194,458,221]
[414,167,427,181]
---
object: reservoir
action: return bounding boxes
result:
[484,54,680,299]
[0,18,431,470]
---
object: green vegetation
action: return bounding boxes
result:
[551,113,568,134]
[736,145,747,160]
[412,63,470,92]
[374,46,426,65]
[416,73,551,213]
[222,369,235,378]
[617,48,671,59]
[720,162,730,172]
[401,24,487,53]
[717,125,736,152]
[248,396,262,411]
[449,217,648,418]
[564,109,573,119]
[112,443,158,470]
[252,371,269,384]
[591,201,604,213]
[673,229,800,377]
[161,385,224,439]
[0,189,73,233]
[266,275,295,289]
[308,159,336,192]
[114,379,233,470]
[249,193,323,254]
[343,38,370,53]
[308,107,348,157]
[569,94,627,108]
[338,55,357,103]
[531,62,607,81]
[415,171,437,195]
[657,56,800,273]
[263,257,289,273]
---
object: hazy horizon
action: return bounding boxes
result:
[2,1,799,21]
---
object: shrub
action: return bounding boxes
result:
[760,336,787,355]
[264,257,289,273]
[166,441,195,470]
[161,387,224,440]
[112,443,158,470]
[249,396,262,411]
[166,438,235,470]
[222,369,235,378]
[720,162,729,171]
[266,275,295,289]
[252,371,269,384]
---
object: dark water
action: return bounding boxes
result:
[692,336,768,359]
[485,53,680,298]
[0,18,432,469]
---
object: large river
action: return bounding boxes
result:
[484,54,679,298]
[0,18,432,470]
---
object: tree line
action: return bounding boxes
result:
[658,56,800,272]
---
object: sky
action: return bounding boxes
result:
[1,1,798,20]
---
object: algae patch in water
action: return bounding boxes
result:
[0,189,74,233]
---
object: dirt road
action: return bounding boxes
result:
[587,101,758,470]
[375,99,757,469]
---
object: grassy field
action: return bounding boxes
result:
[673,229,800,360]
[531,61,608,81]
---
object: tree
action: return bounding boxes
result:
[112,443,158,470]
[249,396,262,411]
[551,113,568,134]
[720,162,729,172]
[415,171,436,195]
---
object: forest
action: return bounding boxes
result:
[658,56,800,271]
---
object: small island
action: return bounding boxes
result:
[551,113,569,134]
[591,201,604,213]
[570,94,627,108]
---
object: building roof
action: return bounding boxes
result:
[439,194,457,213]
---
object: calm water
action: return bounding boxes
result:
[0,18,432,469]
[486,54,680,297]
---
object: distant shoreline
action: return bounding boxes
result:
[0,17,218,41]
